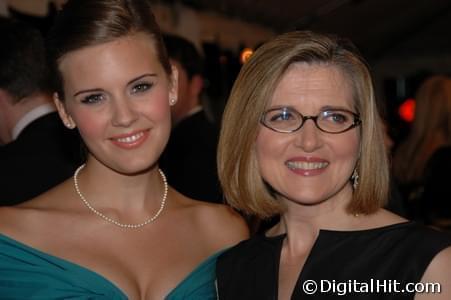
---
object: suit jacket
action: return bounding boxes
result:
[421,146,451,222]
[160,110,223,203]
[0,112,82,205]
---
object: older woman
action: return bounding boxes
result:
[216,31,451,299]
[0,0,247,299]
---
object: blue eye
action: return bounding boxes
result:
[322,111,351,124]
[132,82,153,94]
[81,93,105,104]
[270,110,295,122]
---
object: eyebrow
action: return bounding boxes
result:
[268,105,351,110]
[127,73,157,86]
[321,105,351,111]
[72,73,158,97]
[73,88,103,98]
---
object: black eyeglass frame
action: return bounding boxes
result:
[260,107,362,134]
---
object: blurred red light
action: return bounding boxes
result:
[398,98,416,122]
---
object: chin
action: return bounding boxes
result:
[108,159,157,176]
[282,190,333,207]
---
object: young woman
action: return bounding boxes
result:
[0,1,247,299]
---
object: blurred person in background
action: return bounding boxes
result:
[0,16,81,205]
[394,75,451,228]
[160,33,223,203]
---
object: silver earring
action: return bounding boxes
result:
[170,97,177,105]
[65,122,75,129]
[351,169,359,189]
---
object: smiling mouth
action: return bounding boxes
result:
[113,131,145,143]
[286,161,329,170]
[109,129,149,149]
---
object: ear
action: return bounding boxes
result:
[0,89,13,106]
[0,90,6,107]
[0,89,14,132]
[169,64,179,106]
[189,74,204,98]
[53,92,76,129]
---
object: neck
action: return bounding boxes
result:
[77,158,165,214]
[270,184,359,251]
[14,93,53,121]
[8,93,54,141]
[172,103,201,125]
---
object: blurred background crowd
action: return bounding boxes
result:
[1,0,451,230]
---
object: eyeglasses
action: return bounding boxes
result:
[260,107,362,134]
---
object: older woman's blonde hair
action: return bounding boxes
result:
[218,31,389,219]
[394,75,451,184]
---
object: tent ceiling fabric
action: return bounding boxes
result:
[169,0,451,61]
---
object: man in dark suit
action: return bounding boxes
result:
[0,17,81,205]
[160,34,223,203]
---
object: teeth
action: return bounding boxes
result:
[115,132,144,143]
[286,161,329,170]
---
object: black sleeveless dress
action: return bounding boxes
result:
[216,222,451,299]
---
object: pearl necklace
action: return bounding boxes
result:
[73,164,168,229]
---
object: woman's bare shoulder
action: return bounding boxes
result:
[416,246,451,299]
[195,202,250,249]
[0,204,44,241]
[0,181,75,236]
[170,190,249,247]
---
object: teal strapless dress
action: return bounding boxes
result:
[0,233,222,299]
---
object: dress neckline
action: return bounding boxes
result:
[0,232,224,299]
[262,221,415,300]
[263,220,415,241]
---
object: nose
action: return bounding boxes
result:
[111,98,138,127]
[293,118,322,152]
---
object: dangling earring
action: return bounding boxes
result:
[351,169,359,189]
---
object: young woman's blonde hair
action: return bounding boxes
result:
[218,31,389,219]
[394,75,451,184]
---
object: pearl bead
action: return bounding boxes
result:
[73,164,168,229]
